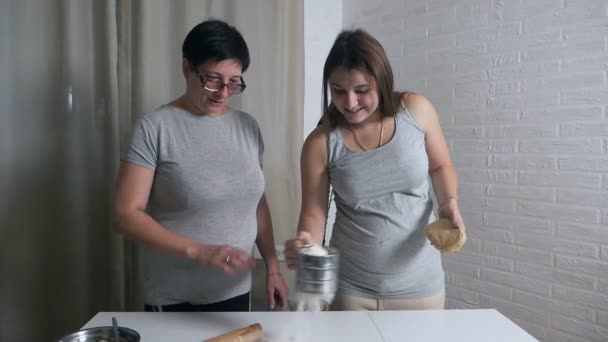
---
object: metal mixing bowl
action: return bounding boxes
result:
[55,326,141,342]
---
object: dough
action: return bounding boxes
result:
[424,218,466,253]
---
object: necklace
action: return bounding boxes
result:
[350,118,385,151]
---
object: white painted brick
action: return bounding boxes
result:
[454,80,521,97]
[551,314,608,342]
[459,210,483,226]
[446,285,480,305]
[558,189,608,207]
[487,155,557,170]
[601,246,608,260]
[602,210,608,225]
[511,320,550,342]
[513,290,595,323]
[518,200,600,224]
[523,39,606,63]
[442,259,481,278]
[380,3,427,24]
[459,182,486,197]
[457,197,484,212]
[599,310,608,327]
[559,157,608,172]
[487,184,555,201]
[553,285,608,310]
[484,212,553,234]
[486,61,560,82]
[519,138,602,154]
[401,25,428,41]
[514,262,596,292]
[557,221,608,244]
[453,139,516,153]
[452,154,487,169]
[479,295,549,327]
[428,14,490,37]
[482,241,552,265]
[516,234,598,258]
[519,171,602,189]
[486,124,557,138]
[599,279,608,293]
[452,250,515,272]
[563,55,608,73]
[523,72,605,91]
[556,255,608,276]
[454,51,520,74]
[523,10,608,34]
[484,197,516,214]
[487,92,558,111]
[460,169,517,184]
[468,225,514,243]
[563,89,608,106]
[493,0,562,22]
[520,106,604,122]
[454,23,521,43]
[453,110,518,125]
[462,237,482,253]
[446,298,480,309]
[561,122,608,136]
[488,30,562,53]
[444,125,483,138]
[482,268,551,295]
[446,271,512,299]
[544,330,593,342]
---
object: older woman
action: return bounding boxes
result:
[113,19,288,312]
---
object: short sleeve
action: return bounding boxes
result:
[121,117,158,170]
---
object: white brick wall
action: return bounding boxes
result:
[344,1,608,341]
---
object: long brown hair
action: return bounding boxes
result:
[320,29,404,128]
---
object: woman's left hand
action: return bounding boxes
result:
[438,198,465,230]
[266,272,289,310]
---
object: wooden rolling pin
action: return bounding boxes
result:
[205,323,263,342]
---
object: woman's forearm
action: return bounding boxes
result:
[430,163,459,206]
[114,209,200,259]
[255,195,281,274]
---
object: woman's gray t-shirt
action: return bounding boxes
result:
[122,105,265,305]
[328,108,444,299]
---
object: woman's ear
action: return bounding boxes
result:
[182,58,190,78]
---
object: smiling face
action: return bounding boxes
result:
[184,58,244,115]
[329,67,380,125]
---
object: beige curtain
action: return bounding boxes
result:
[0,0,303,340]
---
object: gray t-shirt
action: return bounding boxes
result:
[328,108,444,299]
[122,105,265,305]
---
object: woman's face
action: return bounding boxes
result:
[186,58,244,115]
[329,68,380,125]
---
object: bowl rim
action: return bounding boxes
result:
[56,325,141,341]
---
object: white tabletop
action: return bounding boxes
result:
[82,309,538,342]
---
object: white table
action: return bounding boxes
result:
[82,309,538,342]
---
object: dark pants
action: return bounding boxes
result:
[144,292,250,312]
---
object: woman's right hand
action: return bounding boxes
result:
[284,231,314,270]
[186,244,256,276]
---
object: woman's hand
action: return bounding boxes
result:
[266,272,289,310]
[186,244,256,276]
[284,231,314,269]
[437,198,465,231]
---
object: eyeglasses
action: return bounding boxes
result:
[195,70,246,94]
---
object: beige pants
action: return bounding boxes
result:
[331,289,445,311]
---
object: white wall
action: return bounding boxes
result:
[343,1,608,341]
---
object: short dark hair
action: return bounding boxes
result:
[320,29,403,128]
[182,19,250,72]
